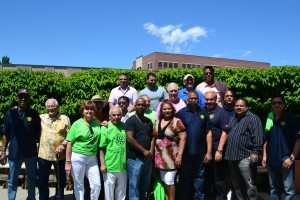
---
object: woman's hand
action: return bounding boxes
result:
[175,154,182,167]
[65,161,72,177]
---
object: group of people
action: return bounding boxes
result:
[0,66,300,200]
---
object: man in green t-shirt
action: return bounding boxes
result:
[99,106,127,200]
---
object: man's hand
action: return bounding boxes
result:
[282,158,293,169]
[55,145,65,154]
[215,151,222,162]
[262,155,267,167]
[250,154,259,163]
[0,154,7,165]
[143,150,153,160]
[204,152,212,164]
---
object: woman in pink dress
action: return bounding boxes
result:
[154,99,187,200]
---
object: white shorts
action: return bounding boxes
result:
[160,170,177,185]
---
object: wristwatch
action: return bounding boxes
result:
[61,143,67,147]
[289,156,295,162]
[216,149,223,154]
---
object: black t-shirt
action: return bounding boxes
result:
[124,115,153,158]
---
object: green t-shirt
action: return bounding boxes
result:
[100,121,127,172]
[66,118,102,156]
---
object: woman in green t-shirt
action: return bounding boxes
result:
[65,100,103,200]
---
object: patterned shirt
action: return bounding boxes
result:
[38,113,71,161]
[224,110,263,160]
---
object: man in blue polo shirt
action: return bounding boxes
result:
[176,91,212,200]
[262,94,300,199]
[204,90,230,199]
[178,74,205,108]
[0,89,41,200]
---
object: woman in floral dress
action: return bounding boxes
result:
[154,99,187,200]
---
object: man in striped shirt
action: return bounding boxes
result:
[224,98,263,200]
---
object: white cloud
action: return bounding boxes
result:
[241,50,252,57]
[211,54,222,58]
[144,22,208,53]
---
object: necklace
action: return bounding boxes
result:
[135,114,147,125]
[18,111,25,119]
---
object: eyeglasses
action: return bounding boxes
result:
[272,101,283,105]
[118,102,127,105]
[205,72,213,75]
[88,125,94,134]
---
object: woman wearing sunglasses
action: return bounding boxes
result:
[65,100,104,200]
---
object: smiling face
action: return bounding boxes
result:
[271,97,285,114]
[184,76,195,91]
[17,93,30,110]
[141,95,150,111]
[46,100,59,117]
[135,98,146,115]
[168,85,179,103]
[83,107,95,120]
[109,107,122,125]
[119,75,129,88]
[161,103,174,120]
[235,99,248,117]
[205,91,217,111]
[204,68,214,84]
[224,90,235,105]
[146,75,157,89]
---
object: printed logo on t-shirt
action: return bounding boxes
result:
[280,121,286,126]
[27,117,32,122]
[200,115,205,119]
[209,114,214,119]
[115,134,126,146]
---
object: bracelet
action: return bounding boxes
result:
[61,143,67,147]
[216,149,223,154]
[289,157,295,162]
[65,161,71,164]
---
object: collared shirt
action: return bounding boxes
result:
[224,110,263,160]
[139,86,168,110]
[178,88,205,107]
[196,80,228,107]
[176,106,211,154]
[108,85,139,107]
[265,111,300,166]
[207,106,230,150]
[39,113,71,161]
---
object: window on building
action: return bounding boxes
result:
[148,63,152,70]
[182,64,186,68]
[169,63,173,68]
[192,64,196,68]
[196,65,201,68]
[137,66,142,70]
[187,64,191,68]
[158,62,162,68]
[174,63,178,68]
[164,62,168,68]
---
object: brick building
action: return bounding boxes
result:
[132,52,270,70]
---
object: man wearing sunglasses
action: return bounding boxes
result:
[262,94,300,199]
[196,66,228,107]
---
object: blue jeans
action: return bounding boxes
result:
[127,157,153,200]
[228,158,257,200]
[267,164,295,200]
[176,153,206,200]
[8,157,37,200]
[37,157,66,200]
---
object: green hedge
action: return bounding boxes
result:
[0,66,299,126]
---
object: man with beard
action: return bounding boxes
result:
[139,72,168,111]
[125,98,154,199]
[204,91,230,199]
[176,91,212,200]
[196,66,228,107]
[224,98,263,200]
[178,74,205,107]
[1,89,41,200]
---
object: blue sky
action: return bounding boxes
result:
[1,0,299,68]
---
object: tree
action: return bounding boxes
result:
[1,56,11,64]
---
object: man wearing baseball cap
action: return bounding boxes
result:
[1,89,41,200]
[178,74,205,107]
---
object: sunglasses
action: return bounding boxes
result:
[272,101,283,105]
[88,125,94,134]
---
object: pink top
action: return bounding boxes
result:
[156,98,186,121]
[196,80,228,107]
